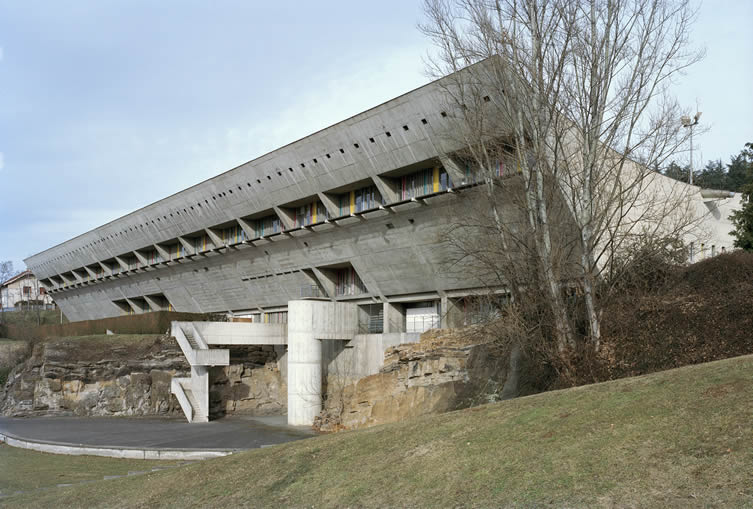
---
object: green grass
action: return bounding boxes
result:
[0,444,187,497]
[5,355,753,508]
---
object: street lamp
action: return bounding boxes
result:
[681,111,702,185]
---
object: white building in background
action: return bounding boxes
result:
[0,270,55,311]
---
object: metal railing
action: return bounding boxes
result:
[300,285,324,298]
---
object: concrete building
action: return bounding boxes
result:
[1,270,55,312]
[23,67,741,425]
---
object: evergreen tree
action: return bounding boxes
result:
[729,143,753,251]
[663,161,690,183]
[695,159,727,189]
[727,154,750,192]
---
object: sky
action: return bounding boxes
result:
[1,0,751,271]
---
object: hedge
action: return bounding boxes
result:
[4,311,223,341]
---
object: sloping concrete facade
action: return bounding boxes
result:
[25,74,484,322]
[24,65,741,323]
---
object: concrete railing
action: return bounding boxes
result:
[195,349,229,366]
[171,377,193,422]
[172,325,197,365]
[192,321,287,345]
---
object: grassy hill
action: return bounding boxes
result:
[6,354,752,508]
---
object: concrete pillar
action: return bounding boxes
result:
[287,300,358,426]
[287,301,324,426]
[383,302,406,333]
[191,365,209,422]
[275,345,288,381]
[441,296,464,329]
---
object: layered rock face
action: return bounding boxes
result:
[316,340,511,431]
[1,335,189,417]
[209,346,286,418]
[1,337,289,419]
[0,341,30,370]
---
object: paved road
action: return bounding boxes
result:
[0,415,313,451]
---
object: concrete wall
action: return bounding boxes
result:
[323,332,420,381]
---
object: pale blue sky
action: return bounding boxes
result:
[1,1,751,270]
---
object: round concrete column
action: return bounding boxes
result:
[287,301,323,426]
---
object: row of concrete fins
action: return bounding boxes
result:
[170,321,229,423]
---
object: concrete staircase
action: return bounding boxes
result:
[170,322,229,423]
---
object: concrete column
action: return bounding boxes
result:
[287,301,323,426]
[383,302,406,333]
[441,296,464,329]
[191,365,209,422]
[275,345,288,381]
[286,300,358,426]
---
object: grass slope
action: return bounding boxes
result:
[0,444,185,497]
[6,355,753,508]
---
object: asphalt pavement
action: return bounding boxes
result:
[0,415,313,452]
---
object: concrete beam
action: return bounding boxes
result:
[125,298,141,314]
[273,206,296,230]
[317,192,340,219]
[310,267,335,297]
[191,322,287,346]
[384,302,406,333]
[132,251,148,267]
[204,229,223,249]
[439,155,466,187]
[235,217,256,241]
[177,236,196,257]
[114,256,130,271]
[154,244,170,262]
[143,295,161,312]
[97,261,111,276]
[371,175,398,203]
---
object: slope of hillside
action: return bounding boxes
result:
[7,354,752,508]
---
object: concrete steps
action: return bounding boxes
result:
[184,330,200,350]
[173,378,207,423]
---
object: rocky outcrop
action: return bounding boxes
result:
[1,335,189,417]
[316,339,512,432]
[209,346,287,418]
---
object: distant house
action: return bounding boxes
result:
[0,270,55,311]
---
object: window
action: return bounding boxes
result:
[399,166,450,200]
[221,225,248,245]
[193,234,212,253]
[294,200,328,227]
[23,286,31,296]
[170,243,184,260]
[253,215,282,237]
[335,267,367,296]
[338,185,384,216]
[263,311,288,324]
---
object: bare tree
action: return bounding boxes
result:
[421,0,705,356]
[0,261,16,324]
